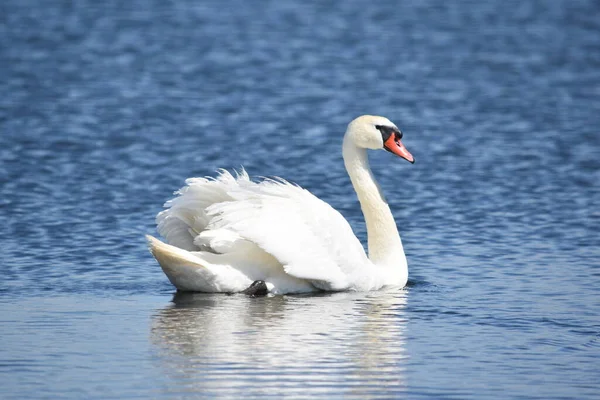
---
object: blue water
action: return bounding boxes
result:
[1,0,599,398]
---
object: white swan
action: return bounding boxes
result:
[146,115,414,294]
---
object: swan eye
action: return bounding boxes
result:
[375,125,400,142]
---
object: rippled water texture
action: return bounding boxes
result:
[1,0,599,398]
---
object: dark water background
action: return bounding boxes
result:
[1,0,599,398]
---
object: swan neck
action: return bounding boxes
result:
[342,137,407,270]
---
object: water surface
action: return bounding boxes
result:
[1,0,599,398]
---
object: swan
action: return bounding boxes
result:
[146,115,414,294]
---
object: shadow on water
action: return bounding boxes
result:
[150,289,409,397]
[405,278,436,289]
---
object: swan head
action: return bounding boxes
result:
[346,115,414,163]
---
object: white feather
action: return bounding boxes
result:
[147,115,412,294]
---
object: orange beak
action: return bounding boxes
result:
[384,134,414,163]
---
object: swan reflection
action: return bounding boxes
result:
[151,290,408,397]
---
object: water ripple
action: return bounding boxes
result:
[1,0,599,399]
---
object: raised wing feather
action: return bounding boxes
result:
[156,170,242,251]
[206,176,369,290]
[157,170,369,290]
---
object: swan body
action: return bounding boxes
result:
[147,115,414,294]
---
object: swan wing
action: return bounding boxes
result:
[156,170,368,290]
[206,175,369,290]
[156,170,242,251]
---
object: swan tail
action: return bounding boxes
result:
[146,235,216,292]
[146,234,204,266]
